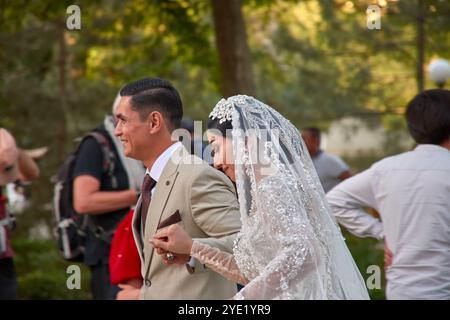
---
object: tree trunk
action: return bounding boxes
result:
[416,0,426,93]
[211,0,256,97]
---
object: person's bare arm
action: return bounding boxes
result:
[384,240,393,271]
[17,149,40,181]
[73,175,137,215]
[338,170,352,181]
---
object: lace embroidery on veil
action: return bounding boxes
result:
[217,95,370,300]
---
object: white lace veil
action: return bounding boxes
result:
[210,95,369,299]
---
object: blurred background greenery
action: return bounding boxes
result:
[1,0,449,299]
[11,233,385,299]
[12,238,91,299]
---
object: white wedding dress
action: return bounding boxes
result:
[191,95,369,300]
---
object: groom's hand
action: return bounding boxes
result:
[116,284,140,300]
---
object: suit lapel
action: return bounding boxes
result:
[132,196,144,264]
[142,147,185,274]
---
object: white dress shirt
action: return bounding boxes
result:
[326,144,450,300]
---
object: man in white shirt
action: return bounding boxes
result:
[327,89,450,300]
[301,127,352,193]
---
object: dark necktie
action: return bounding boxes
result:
[140,174,157,236]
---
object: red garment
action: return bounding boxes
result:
[109,209,142,284]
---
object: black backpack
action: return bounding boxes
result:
[53,130,118,262]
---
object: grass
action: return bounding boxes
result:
[12,237,91,299]
[12,233,385,299]
[343,230,386,300]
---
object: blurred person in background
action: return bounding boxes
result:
[0,128,40,299]
[301,127,351,193]
[72,94,145,300]
[6,147,47,215]
[327,89,450,300]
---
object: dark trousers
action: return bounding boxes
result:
[90,262,119,300]
[0,258,18,299]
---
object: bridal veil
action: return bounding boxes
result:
[209,95,369,299]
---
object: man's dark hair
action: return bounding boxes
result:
[302,127,321,140]
[405,89,450,145]
[119,77,183,131]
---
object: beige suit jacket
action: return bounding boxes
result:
[132,146,241,299]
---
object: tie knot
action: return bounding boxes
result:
[142,174,156,192]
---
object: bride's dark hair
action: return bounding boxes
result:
[207,117,233,137]
[208,109,296,165]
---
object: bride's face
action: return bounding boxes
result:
[207,131,236,182]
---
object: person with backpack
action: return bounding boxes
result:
[71,95,145,300]
[1,128,40,299]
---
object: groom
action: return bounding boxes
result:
[114,77,241,299]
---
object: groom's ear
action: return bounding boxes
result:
[147,111,164,134]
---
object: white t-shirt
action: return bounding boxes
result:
[311,150,349,193]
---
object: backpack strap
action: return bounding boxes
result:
[87,131,118,189]
[77,130,120,243]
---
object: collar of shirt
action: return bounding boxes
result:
[145,142,182,182]
[414,144,450,154]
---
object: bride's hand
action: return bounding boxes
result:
[151,224,193,255]
[155,246,190,265]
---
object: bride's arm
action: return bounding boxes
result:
[190,240,249,285]
[152,225,249,285]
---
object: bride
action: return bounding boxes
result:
[152,95,369,300]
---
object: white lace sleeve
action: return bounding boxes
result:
[190,240,249,286]
[234,176,320,300]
